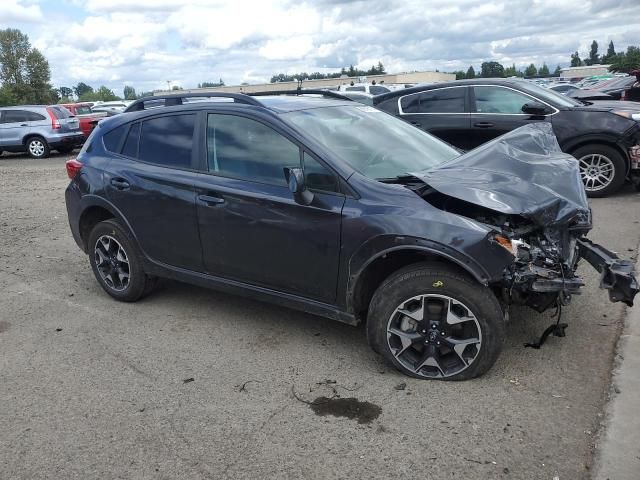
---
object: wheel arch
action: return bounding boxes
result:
[564,138,630,174]
[348,245,488,321]
[77,196,139,253]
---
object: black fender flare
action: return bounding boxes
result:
[345,235,493,312]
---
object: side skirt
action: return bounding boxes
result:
[142,258,358,326]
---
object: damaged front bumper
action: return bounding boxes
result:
[577,238,639,306]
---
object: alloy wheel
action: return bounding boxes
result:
[386,294,482,378]
[579,153,615,192]
[28,139,45,157]
[94,235,130,291]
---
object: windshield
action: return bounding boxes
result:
[519,81,581,107]
[75,106,92,115]
[282,105,460,180]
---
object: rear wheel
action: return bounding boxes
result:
[26,136,50,159]
[573,144,626,197]
[88,219,156,302]
[367,263,505,380]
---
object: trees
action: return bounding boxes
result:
[538,63,550,76]
[198,79,225,88]
[584,40,599,66]
[466,65,475,79]
[269,62,386,83]
[603,41,615,63]
[609,46,640,74]
[0,28,55,105]
[480,61,504,78]
[570,51,583,67]
[503,63,518,77]
[123,85,137,100]
[454,70,466,80]
[78,85,120,102]
[524,64,538,77]
[553,65,562,76]
[74,82,93,98]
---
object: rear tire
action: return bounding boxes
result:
[367,263,505,381]
[26,136,50,159]
[88,219,156,302]
[573,144,626,198]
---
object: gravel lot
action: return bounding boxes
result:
[1,152,639,480]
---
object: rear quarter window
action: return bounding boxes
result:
[102,125,127,153]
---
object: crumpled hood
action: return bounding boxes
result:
[412,123,589,227]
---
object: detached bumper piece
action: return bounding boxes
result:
[577,238,639,306]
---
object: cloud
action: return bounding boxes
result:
[0,0,43,25]
[17,0,640,92]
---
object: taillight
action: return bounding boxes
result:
[46,107,61,129]
[66,159,83,179]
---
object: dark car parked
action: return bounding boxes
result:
[65,92,638,381]
[374,79,640,197]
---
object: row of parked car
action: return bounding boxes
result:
[370,78,640,197]
[64,88,639,380]
[0,100,132,160]
[3,77,640,197]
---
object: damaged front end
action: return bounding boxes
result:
[410,123,638,312]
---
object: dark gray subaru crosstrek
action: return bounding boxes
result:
[65,92,638,380]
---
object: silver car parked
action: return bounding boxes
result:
[0,105,85,158]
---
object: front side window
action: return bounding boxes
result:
[345,86,366,92]
[303,152,339,193]
[207,114,300,186]
[139,114,195,168]
[473,86,532,114]
[400,87,466,114]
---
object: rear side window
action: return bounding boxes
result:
[401,87,466,114]
[103,125,127,153]
[139,114,195,168]
[1,110,29,123]
[75,106,92,115]
[207,114,300,186]
[122,123,140,157]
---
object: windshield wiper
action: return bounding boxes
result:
[377,174,422,184]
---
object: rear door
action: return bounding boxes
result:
[101,112,204,271]
[396,86,472,149]
[194,111,345,303]
[469,85,553,146]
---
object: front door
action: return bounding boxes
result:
[397,86,473,150]
[468,85,552,147]
[195,112,344,303]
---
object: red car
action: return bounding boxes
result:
[60,103,107,138]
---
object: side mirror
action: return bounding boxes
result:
[283,167,314,205]
[522,102,550,116]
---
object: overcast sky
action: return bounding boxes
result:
[2,0,639,94]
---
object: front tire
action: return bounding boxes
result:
[573,144,626,198]
[367,263,505,381]
[26,136,50,159]
[88,219,156,302]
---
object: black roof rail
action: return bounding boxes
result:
[124,92,263,112]
[249,89,354,102]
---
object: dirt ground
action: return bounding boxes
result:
[1,152,639,480]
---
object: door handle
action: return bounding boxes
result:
[20,124,28,127]
[110,178,130,190]
[410,121,421,126]
[198,194,225,205]
[473,122,494,128]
